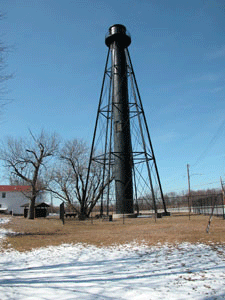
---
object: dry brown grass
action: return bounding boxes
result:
[1,213,225,252]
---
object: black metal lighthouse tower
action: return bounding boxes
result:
[86,24,167,216]
[105,25,133,214]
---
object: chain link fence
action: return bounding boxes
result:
[191,193,225,218]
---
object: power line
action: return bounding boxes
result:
[193,117,225,167]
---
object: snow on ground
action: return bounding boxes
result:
[0,217,12,243]
[0,217,10,227]
[1,218,225,300]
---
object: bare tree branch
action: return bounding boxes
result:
[48,139,111,219]
[0,130,60,219]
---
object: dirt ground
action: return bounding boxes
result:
[1,213,225,252]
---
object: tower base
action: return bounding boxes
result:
[113,213,138,219]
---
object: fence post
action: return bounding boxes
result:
[60,202,65,225]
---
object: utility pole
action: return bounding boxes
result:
[187,164,191,220]
[220,177,225,219]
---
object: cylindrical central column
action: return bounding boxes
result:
[106,24,133,214]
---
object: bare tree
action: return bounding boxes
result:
[48,139,112,220]
[0,130,59,219]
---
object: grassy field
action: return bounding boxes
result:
[1,213,225,252]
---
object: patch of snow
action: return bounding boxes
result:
[0,242,225,299]
[0,217,10,225]
[0,218,11,241]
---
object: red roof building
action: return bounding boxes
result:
[0,185,31,192]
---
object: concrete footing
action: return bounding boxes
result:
[113,213,138,219]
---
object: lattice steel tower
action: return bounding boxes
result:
[86,24,168,216]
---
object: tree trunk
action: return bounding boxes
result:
[79,208,87,220]
[28,197,36,219]
[79,199,87,220]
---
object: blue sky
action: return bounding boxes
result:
[1,0,225,195]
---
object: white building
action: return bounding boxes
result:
[0,186,43,215]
